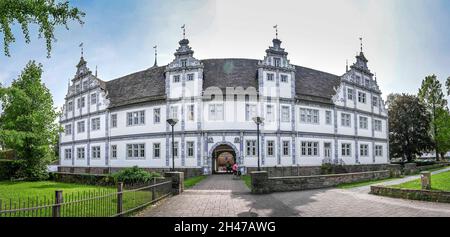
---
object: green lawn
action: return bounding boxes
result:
[390,170,450,191]
[241,175,251,189]
[0,181,163,217]
[184,175,207,189]
[337,177,398,189]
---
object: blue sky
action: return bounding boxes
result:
[0,0,449,110]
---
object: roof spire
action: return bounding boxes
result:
[153,45,158,67]
[359,37,363,53]
[79,42,84,57]
[181,24,186,39]
[273,25,278,39]
[346,59,349,72]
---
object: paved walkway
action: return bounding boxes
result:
[139,169,450,217]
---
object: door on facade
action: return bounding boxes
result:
[211,144,236,174]
[324,143,332,160]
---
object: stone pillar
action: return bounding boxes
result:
[165,171,184,195]
[420,171,431,190]
[250,171,270,194]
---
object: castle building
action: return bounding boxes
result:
[59,35,389,176]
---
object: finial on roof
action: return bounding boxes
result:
[79,42,84,57]
[346,59,349,72]
[273,25,278,39]
[181,24,186,39]
[153,45,158,67]
[359,37,363,53]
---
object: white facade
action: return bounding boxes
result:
[59,37,389,174]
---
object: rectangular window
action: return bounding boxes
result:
[172,142,179,158]
[274,57,281,67]
[267,73,274,81]
[111,145,117,159]
[127,111,145,126]
[372,96,378,107]
[91,118,101,131]
[359,116,368,129]
[127,144,145,159]
[173,75,180,83]
[326,111,332,125]
[280,74,288,83]
[341,113,351,127]
[64,149,72,160]
[111,114,117,128]
[360,144,369,157]
[324,143,332,158]
[300,108,319,124]
[90,93,97,105]
[358,92,366,103]
[267,140,274,156]
[67,101,73,112]
[374,119,382,132]
[375,145,383,157]
[92,146,101,159]
[77,147,85,159]
[170,106,178,120]
[266,105,274,122]
[77,121,85,133]
[154,108,161,123]
[347,88,354,100]
[65,124,72,136]
[77,97,85,108]
[209,104,224,121]
[187,142,194,158]
[245,104,257,121]
[281,106,290,122]
[341,143,351,156]
[75,83,81,93]
[365,78,370,87]
[301,142,319,156]
[246,140,256,156]
[181,59,187,67]
[153,143,160,159]
[187,104,195,121]
[83,81,88,90]
[187,73,194,81]
[282,141,290,156]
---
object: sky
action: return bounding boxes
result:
[0,0,449,110]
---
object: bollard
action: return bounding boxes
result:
[420,171,431,190]
[117,182,123,216]
[52,190,63,217]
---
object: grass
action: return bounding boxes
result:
[184,175,207,189]
[0,181,164,217]
[241,175,251,189]
[337,177,398,189]
[390,170,450,191]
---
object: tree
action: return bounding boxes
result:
[434,108,450,158]
[446,76,450,96]
[0,61,60,180]
[388,94,433,163]
[418,75,448,160]
[0,0,85,57]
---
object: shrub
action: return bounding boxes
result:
[111,166,161,185]
[320,163,333,175]
[0,159,19,180]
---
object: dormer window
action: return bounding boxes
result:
[281,74,288,83]
[83,80,88,90]
[75,84,81,93]
[187,73,194,81]
[274,58,281,67]
[365,78,370,87]
[267,73,274,81]
[173,75,180,83]
[181,59,187,67]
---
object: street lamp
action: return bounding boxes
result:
[252,116,264,171]
[167,118,179,171]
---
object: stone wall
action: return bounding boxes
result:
[370,185,450,203]
[250,170,391,194]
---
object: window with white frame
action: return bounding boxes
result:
[75,83,81,93]
[154,108,161,123]
[341,143,351,156]
[111,114,117,128]
[246,140,256,156]
[153,143,160,159]
[77,147,85,159]
[170,106,178,120]
[360,144,369,157]
[266,105,274,122]
[280,74,288,83]
[245,104,257,121]
[91,118,101,131]
[301,142,319,156]
[187,142,194,158]
[326,111,332,125]
[341,113,351,127]
[372,96,378,107]
[127,144,145,159]
[274,57,281,67]
[173,75,180,83]
[65,124,72,136]
[209,104,223,121]
[347,88,354,100]
[77,121,85,133]
[64,149,72,160]
[374,119,382,132]
[172,142,179,158]
[67,101,73,112]
[187,73,194,81]
[365,78,370,87]
[82,80,89,90]
[187,104,195,121]
[181,59,187,67]
[267,73,274,81]
[77,97,85,108]
[127,111,145,126]
[90,93,97,105]
[282,141,290,156]
[375,145,383,157]
[359,116,368,129]
[358,92,366,103]
[281,106,290,122]
[111,145,117,159]
[300,108,319,124]
[92,146,101,159]
[267,140,274,156]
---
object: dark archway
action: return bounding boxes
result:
[211,144,236,174]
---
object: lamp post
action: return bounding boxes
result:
[167,118,178,171]
[252,116,264,171]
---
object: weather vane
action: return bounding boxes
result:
[181,24,186,39]
[359,37,363,52]
[79,42,84,57]
[273,25,278,39]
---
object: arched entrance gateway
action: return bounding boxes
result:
[209,142,239,174]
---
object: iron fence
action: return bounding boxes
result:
[0,178,172,217]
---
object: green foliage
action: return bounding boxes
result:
[388,94,433,162]
[320,163,333,174]
[0,0,85,57]
[0,160,20,180]
[391,170,450,191]
[434,108,450,156]
[446,76,450,96]
[184,175,206,189]
[0,61,60,181]
[111,166,161,185]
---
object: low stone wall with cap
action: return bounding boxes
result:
[370,185,450,203]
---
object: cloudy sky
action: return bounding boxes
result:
[1,0,449,109]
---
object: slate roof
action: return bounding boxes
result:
[105,58,341,108]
